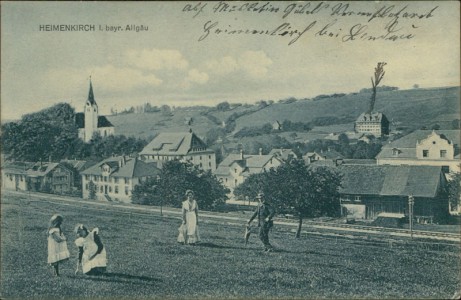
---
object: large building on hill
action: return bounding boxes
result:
[139,130,216,171]
[354,112,389,137]
[215,150,283,193]
[376,130,460,174]
[76,80,114,142]
[81,156,161,203]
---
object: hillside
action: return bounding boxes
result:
[107,86,459,143]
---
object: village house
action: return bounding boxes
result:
[376,130,460,174]
[354,112,390,137]
[81,156,161,203]
[272,120,282,130]
[1,162,35,191]
[139,130,216,171]
[75,79,114,142]
[215,149,283,194]
[268,148,299,161]
[338,165,448,223]
[303,149,344,164]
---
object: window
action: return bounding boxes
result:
[392,149,399,156]
[114,177,119,183]
[354,196,361,201]
[125,186,129,195]
[104,176,108,182]
[440,150,447,158]
[234,168,237,173]
[422,150,429,157]
[209,155,211,159]
[100,186,103,193]
[109,186,112,193]
[85,184,89,190]
[209,162,211,167]
[115,186,119,194]
[85,175,89,180]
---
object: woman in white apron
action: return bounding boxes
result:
[178,190,200,245]
[74,224,107,275]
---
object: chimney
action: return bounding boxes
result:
[259,148,263,156]
[240,149,244,160]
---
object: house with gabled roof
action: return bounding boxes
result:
[1,161,35,191]
[376,130,460,174]
[75,79,114,142]
[268,148,299,161]
[303,149,344,164]
[215,150,283,193]
[338,165,448,223]
[139,130,216,171]
[26,162,76,194]
[81,156,161,203]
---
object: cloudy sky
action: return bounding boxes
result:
[1,1,459,120]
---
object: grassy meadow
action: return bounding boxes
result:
[1,192,460,299]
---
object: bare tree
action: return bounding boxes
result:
[367,62,386,114]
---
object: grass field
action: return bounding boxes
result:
[1,193,460,299]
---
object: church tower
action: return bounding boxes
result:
[84,79,98,142]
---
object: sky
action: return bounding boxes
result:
[1,1,459,120]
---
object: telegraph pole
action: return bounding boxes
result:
[408,195,414,239]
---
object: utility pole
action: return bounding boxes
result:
[408,195,414,239]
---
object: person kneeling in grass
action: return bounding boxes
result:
[74,224,107,275]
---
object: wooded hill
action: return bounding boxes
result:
[108,86,460,141]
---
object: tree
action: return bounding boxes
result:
[161,105,172,116]
[235,159,342,238]
[88,180,97,200]
[367,62,386,114]
[216,101,230,111]
[447,172,461,212]
[154,160,229,210]
[132,178,160,205]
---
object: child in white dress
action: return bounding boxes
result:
[74,224,107,275]
[47,214,70,276]
[177,190,200,245]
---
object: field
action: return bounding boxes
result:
[105,87,460,141]
[1,193,460,299]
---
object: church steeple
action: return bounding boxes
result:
[87,77,96,105]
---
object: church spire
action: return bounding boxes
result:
[87,77,96,105]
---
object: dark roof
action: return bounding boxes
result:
[356,112,388,123]
[87,80,96,105]
[97,116,113,128]
[338,165,443,198]
[81,156,161,178]
[75,113,113,129]
[140,131,211,156]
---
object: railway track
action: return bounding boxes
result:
[3,190,460,242]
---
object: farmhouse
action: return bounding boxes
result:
[139,130,216,171]
[376,130,460,173]
[268,148,299,161]
[1,162,35,191]
[75,80,114,142]
[338,165,448,223]
[215,150,283,193]
[354,112,389,137]
[81,156,161,203]
[303,149,343,164]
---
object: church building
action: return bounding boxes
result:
[76,80,114,142]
